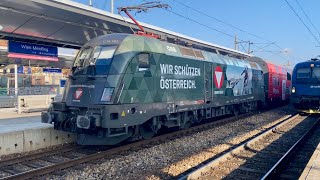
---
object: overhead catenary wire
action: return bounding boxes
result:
[160,4,287,56]
[167,0,302,62]
[169,0,289,54]
[294,0,320,37]
[165,8,235,39]
[166,7,292,60]
[140,0,236,39]
[170,0,274,45]
[140,0,294,62]
[284,0,320,45]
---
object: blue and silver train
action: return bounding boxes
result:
[291,58,320,113]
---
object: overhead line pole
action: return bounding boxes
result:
[235,38,252,54]
[234,34,238,51]
[111,0,114,14]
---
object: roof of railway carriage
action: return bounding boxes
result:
[87,33,262,71]
[0,0,250,59]
[248,56,290,74]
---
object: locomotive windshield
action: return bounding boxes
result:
[296,67,320,82]
[72,45,117,75]
[312,67,320,78]
[297,68,311,78]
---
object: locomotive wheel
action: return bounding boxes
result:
[139,124,155,140]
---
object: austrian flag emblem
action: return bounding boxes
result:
[214,66,224,88]
[74,88,83,100]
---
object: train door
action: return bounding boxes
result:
[135,53,153,103]
[204,62,212,102]
[282,79,286,100]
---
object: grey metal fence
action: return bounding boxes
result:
[0,86,60,96]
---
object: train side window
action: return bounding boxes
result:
[138,53,150,72]
[273,77,276,86]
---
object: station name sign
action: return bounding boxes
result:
[43,68,62,73]
[8,41,58,61]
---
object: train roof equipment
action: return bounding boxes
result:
[118,2,169,39]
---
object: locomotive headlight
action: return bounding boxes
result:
[101,88,114,102]
[291,87,296,93]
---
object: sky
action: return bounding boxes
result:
[74,0,320,67]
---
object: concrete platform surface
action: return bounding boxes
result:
[0,108,43,133]
[0,108,41,120]
[0,108,76,156]
[299,143,320,180]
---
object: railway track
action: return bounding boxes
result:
[273,115,320,179]
[0,112,259,180]
[0,144,106,179]
[179,114,319,180]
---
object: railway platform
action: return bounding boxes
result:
[300,142,320,180]
[0,108,75,156]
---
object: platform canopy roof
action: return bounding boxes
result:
[0,0,250,58]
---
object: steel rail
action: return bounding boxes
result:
[261,117,320,180]
[0,144,80,167]
[178,114,298,180]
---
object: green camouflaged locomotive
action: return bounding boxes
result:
[42,34,265,145]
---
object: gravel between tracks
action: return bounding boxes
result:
[53,106,293,180]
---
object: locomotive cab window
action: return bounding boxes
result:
[297,68,311,78]
[91,46,117,74]
[72,47,93,75]
[312,67,320,78]
[73,47,93,67]
[72,45,117,75]
[138,53,150,72]
[92,46,116,66]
